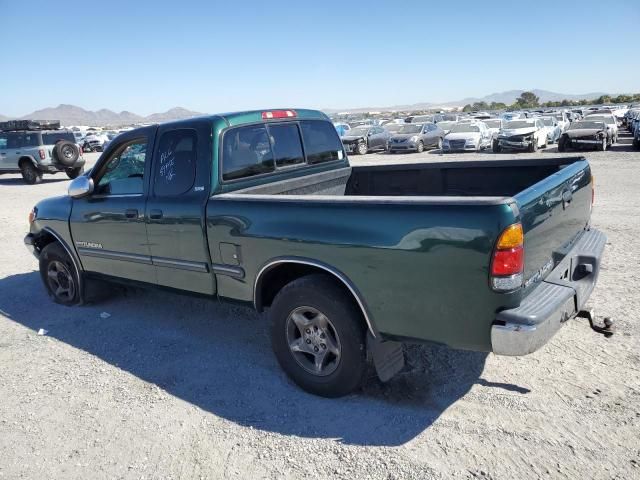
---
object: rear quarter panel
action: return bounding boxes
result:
[206,197,520,351]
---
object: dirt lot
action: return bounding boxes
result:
[0,134,639,479]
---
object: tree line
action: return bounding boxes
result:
[462,91,640,112]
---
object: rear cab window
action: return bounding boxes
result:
[221,119,344,181]
[153,129,197,196]
[42,132,76,144]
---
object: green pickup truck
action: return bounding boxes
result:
[24,109,606,397]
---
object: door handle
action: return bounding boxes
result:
[125,208,138,218]
[562,190,573,204]
[149,209,163,219]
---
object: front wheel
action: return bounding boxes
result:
[436,137,443,150]
[598,137,607,151]
[558,136,567,152]
[269,274,367,397]
[39,243,81,306]
[633,138,640,150]
[356,142,368,155]
[528,137,538,153]
[492,139,501,153]
[416,141,424,153]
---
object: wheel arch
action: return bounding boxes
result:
[18,156,38,169]
[254,257,378,338]
[36,227,84,293]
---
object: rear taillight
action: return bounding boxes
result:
[38,149,46,160]
[261,110,297,119]
[79,145,83,155]
[490,223,524,292]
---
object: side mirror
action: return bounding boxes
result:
[68,175,94,198]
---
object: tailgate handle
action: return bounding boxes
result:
[562,190,573,204]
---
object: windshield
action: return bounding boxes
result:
[397,125,422,134]
[484,120,501,128]
[437,121,456,130]
[505,121,535,129]
[347,127,369,137]
[542,118,555,126]
[570,121,606,130]
[411,116,432,123]
[384,124,403,133]
[586,115,614,124]
[450,124,479,133]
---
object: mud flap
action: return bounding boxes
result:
[367,332,405,382]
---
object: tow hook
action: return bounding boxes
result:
[577,309,614,337]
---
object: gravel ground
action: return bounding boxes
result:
[0,134,639,479]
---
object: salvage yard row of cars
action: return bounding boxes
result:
[333,104,639,155]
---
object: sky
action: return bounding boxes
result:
[1,0,639,116]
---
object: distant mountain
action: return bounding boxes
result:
[0,104,204,126]
[324,89,613,113]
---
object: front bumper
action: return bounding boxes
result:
[388,142,417,151]
[442,143,477,152]
[498,138,532,150]
[491,228,606,356]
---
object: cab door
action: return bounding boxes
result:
[69,128,157,283]
[144,121,215,295]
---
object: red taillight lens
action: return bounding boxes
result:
[490,223,524,291]
[491,246,524,276]
[38,149,46,160]
[261,110,297,119]
[79,145,83,154]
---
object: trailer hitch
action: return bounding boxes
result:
[577,309,614,337]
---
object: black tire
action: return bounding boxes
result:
[528,137,538,153]
[416,141,424,153]
[356,142,368,155]
[492,139,501,153]
[52,141,80,166]
[558,136,567,152]
[633,138,640,150]
[20,162,42,184]
[39,242,81,306]
[66,166,84,179]
[269,274,368,397]
[436,137,443,150]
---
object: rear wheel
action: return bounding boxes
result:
[39,243,80,306]
[21,163,42,184]
[66,166,84,179]
[558,136,567,152]
[269,274,367,397]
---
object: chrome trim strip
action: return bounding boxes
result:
[153,257,209,273]
[215,192,511,206]
[212,264,245,279]
[77,247,152,265]
[254,258,377,338]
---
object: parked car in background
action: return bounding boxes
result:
[0,120,85,183]
[341,125,391,155]
[633,124,640,150]
[387,123,444,153]
[540,116,562,144]
[82,132,109,152]
[553,111,570,132]
[73,131,85,145]
[409,115,434,124]
[585,113,618,143]
[558,120,611,151]
[483,118,503,140]
[501,112,524,121]
[494,118,548,152]
[349,119,374,128]
[442,122,491,152]
[333,122,351,137]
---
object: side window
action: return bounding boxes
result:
[153,129,197,196]
[0,134,7,150]
[267,123,304,168]
[96,139,147,195]
[222,125,274,181]
[6,133,21,149]
[20,133,40,147]
[299,120,344,164]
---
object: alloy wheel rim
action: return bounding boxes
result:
[46,260,75,301]
[285,306,341,376]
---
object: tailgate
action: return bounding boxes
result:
[514,159,592,291]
